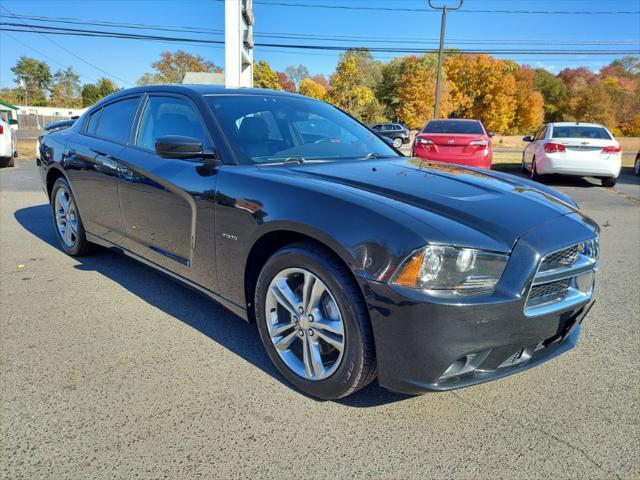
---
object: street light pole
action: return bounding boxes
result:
[428,0,463,119]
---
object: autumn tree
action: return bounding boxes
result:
[445,54,517,133]
[565,78,615,128]
[81,77,120,107]
[326,51,380,123]
[253,60,282,90]
[512,66,544,133]
[49,67,82,108]
[310,75,329,89]
[137,50,220,85]
[377,57,406,119]
[11,56,52,105]
[396,56,451,129]
[276,72,296,92]
[299,78,327,100]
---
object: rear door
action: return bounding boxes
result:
[116,93,219,289]
[64,95,141,242]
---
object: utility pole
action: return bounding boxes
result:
[428,0,463,118]
[225,0,254,88]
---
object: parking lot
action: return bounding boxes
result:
[1,159,639,479]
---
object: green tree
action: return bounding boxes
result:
[81,77,120,107]
[49,67,82,107]
[348,48,382,90]
[11,56,52,105]
[533,68,569,122]
[284,65,310,89]
[137,50,220,85]
[253,60,282,90]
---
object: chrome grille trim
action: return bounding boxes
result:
[525,240,598,317]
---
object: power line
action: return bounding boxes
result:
[2,13,637,47]
[0,6,133,86]
[2,24,638,56]
[1,32,100,83]
[241,0,640,15]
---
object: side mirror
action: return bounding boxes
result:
[9,119,18,126]
[522,135,533,142]
[487,132,495,138]
[155,135,216,160]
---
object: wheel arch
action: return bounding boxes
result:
[45,165,67,199]
[243,225,363,323]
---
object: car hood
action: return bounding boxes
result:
[285,157,585,252]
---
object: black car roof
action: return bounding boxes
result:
[97,84,306,107]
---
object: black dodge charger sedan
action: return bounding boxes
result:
[37,85,599,399]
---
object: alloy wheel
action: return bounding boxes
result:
[54,186,78,248]
[265,267,345,381]
[393,138,402,148]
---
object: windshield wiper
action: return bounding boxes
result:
[283,157,307,164]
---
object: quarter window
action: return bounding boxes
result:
[136,96,209,151]
[94,97,140,143]
[86,108,102,135]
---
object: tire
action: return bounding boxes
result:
[50,177,95,256]
[634,156,640,176]
[0,156,14,168]
[520,154,527,173]
[254,242,376,400]
[601,177,617,188]
[530,157,542,182]
[392,137,403,149]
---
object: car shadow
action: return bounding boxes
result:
[492,164,626,188]
[14,204,413,408]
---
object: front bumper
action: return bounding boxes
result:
[361,212,598,394]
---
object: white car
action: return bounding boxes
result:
[0,117,17,168]
[521,122,621,187]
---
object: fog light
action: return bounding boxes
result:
[575,271,594,294]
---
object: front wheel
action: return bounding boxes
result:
[50,177,95,256]
[634,156,640,176]
[520,154,527,173]
[255,242,376,400]
[530,157,542,182]
[0,157,14,168]
[392,137,403,148]
[601,177,617,188]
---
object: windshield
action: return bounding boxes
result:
[423,120,484,135]
[551,125,611,140]
[204,94,398,164]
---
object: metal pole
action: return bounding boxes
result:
[428,0,463,119]
[434,6,446,119]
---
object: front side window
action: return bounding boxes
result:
[204,95,397,164]
[137,96,210,152]
[94,97,140,143]
[551,125,611,140]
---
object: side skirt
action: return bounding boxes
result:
[86,232,249,321]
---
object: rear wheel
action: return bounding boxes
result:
[0,156,14,168]
[255,242,376,400]
[392,137,403,148]
[601,177,617,188]
[634,156,640,176]
[50,177,95,256]
[530,157,542,181]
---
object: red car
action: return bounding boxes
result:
[412,119,493,169]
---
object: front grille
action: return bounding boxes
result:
[528,278,572,304]
[524,240,598,316]
[540,246,578,272]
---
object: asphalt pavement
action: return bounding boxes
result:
[1,160,639,479]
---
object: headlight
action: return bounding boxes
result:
[391,245,508,296]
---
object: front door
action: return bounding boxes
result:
[116,93,219,291]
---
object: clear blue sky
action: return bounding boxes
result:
[1,0,639,89]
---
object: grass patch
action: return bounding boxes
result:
[17,138,37,160]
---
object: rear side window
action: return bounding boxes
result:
[85,109,102,135]
[551,126,611,140]
[136,96,209,151]
[94,97,140,143]
[423,120,484,134]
